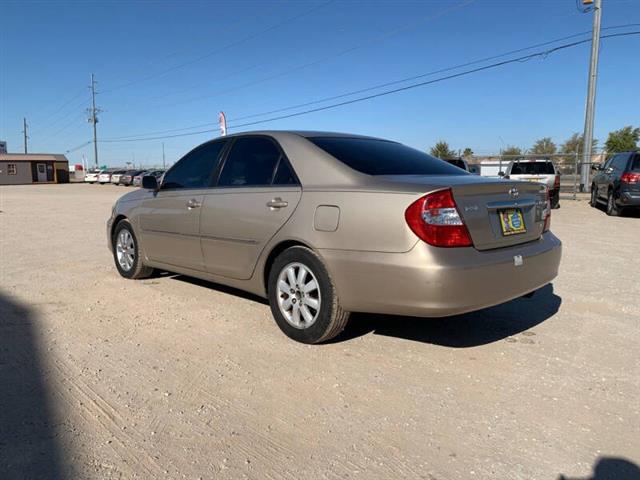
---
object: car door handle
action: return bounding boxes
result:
[187,199,201,209]
[267,198,288,209]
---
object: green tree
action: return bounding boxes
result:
[462,147,474,158]
[604,126,640,154]
[429,141,457,159]
[530,137,556,156]
[501,146,524,159]
[559,133,598,163]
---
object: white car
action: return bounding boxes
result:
[98,172,113,184]
[110,170,127,185]
[84,170,102,184]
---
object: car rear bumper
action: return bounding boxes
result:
[320,232,562,317]
[619,190,640,206]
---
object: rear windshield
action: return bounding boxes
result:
[510,162,555,175]
[307,137,467,176]
[445,159,467,170]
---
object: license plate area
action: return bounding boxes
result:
[499,208,526,236]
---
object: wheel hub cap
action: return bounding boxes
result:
[276,262,321,329]
[116,230,135,271]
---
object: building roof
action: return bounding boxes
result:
[0,153,69,162]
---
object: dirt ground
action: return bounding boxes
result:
[0,184,638,480]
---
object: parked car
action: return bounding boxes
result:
[501,159,560,209]
[590,151,640,216]
[107,131,561,344]
[443,157,470,172]
[110,170,127,185]
[120,170,145,186]
[84,170,102,184]
[133,169,164,187]
[98,171,113,184]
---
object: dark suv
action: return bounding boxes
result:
[590,151,640,216]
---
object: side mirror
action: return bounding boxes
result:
[498,171,505,177]
[591,164,602,171]
[142,175,158,190]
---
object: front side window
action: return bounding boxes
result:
[7,164,17,175]
[307,137,466,176]
[218,137,283,187]
[162,140,227,189]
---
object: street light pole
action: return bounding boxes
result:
[580,0,602,192]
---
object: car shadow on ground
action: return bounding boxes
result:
[333,283,561,347]
[558,456,640,480]
[0,291,65,479]
[166,272,560,348]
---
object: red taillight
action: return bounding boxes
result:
[621,172,640,184]
[405,188,473,248]
[543,186,551,232]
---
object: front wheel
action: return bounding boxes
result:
[112,220,154,279]
[267,246,350,344]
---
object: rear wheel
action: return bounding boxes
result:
[267,246,350,344]
[112,220,154,279]
[606,190,622,216]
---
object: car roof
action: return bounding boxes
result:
[218,130,392,142]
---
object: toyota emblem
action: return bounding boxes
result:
[508,187,519,198]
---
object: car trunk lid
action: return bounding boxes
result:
[377,175,548,251]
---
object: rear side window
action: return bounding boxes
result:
[611,153,630,171]
[631,154,640,172]
[218,137,282,187]
[163,140,227,189]
[307,137,466,176]
[510,162,555,175]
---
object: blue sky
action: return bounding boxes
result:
[1,0,638,167]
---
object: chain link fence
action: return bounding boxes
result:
[466,153,609,200]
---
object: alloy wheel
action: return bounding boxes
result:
[116,229,135,271]
[276,262,321,329]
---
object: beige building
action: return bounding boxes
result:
[0,154,69,185]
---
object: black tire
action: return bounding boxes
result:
[606,190,622,217]
[590,186,599,208]
[267,246,350,344]
[112,220,154,279]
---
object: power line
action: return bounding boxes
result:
[228,23,640,123]
[101,0,335,94]
[99,30,640,144]
[134,0,477,111]
[29,88,86,128]
[227,31,640,130]
[65,141,92,154]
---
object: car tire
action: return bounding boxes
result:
[267,246,350,344]
[590,186,599,207]
[112,220,154,279]
[606,190,621,217]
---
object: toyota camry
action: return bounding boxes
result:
[107,131,562,343]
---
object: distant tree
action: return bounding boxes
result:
[530,137,557,156]
[559,133,598,163]
[501,146,524,159]
[604,126,640,154]
[462,147,474,158]
[429,141,457,159]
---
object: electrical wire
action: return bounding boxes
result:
[65,141,92,154]
[101,0,335,94]
[99,29,640,144]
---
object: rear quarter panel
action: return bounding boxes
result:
[275,189,420,253]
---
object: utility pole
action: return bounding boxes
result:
[88,74,101,169]
[22,118,29,153]
[580,0,602,192]
[162,142,166,169]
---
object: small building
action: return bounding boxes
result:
[0,153,70,185]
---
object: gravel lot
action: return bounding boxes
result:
[1,184,638,480]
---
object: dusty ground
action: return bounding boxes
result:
[0,184,638,480]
